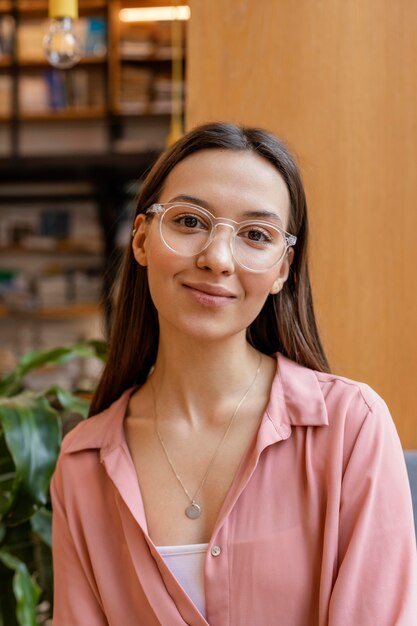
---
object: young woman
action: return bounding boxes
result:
[51,122,417,625]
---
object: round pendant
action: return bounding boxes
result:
[185,501,201,519]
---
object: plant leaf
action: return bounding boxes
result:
[30,508,52,548]
[0,340,107,398]
[0,371,23,399]
[86,339,107,362]
[0,550,41,626]
[0,431,16,516]
[0,472,16,518]
[18,345,85,376]
[0,393,61,508]
[46,386,89,418]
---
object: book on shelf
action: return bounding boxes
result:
[119,20,179,61]
[118,66,152,113]
[0,270,102,310]
[88,69,105,108]
[45,70,67,111]
[0,204,103,252]
[154,21,177,60]
[17,19,47,62]
[18,68,105,114]
[150,75,184,115]
[19,74,49,113]
[0,75,11,116]
[40,209,71,239]
[37,273,68,307]
[37,270,102,308]
[69,69,89,108]
[73,17,107,59]
[119,23,155,59]
[0,14,14,58]
[119,39,155,59]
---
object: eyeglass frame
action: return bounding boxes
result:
[145,202,297,273]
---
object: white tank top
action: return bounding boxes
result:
[156,542,209,617]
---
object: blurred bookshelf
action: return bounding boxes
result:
[0,0,188,366]
[0,0,187,154]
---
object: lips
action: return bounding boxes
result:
[183,282,236,298]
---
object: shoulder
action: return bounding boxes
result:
[276,353,393,435]
[315,368,384,410]
[275,355,404,481]
[315,369,396,450]
[315,368,390,429]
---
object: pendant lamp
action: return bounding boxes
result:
[44,0,81,69]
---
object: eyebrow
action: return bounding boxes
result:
[240,210,284,226]
[168,195,284,226]
[169,194,210,208]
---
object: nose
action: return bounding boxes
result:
[196,224,236,275]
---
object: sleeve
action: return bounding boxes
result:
[51,459,108,626]
[328,398,417,625]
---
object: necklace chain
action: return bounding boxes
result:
[150,353,262,519]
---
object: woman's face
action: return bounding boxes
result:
[132,148,293,345]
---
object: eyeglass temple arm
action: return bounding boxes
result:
[146,204,164,215]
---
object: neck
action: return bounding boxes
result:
[149,330,263,428]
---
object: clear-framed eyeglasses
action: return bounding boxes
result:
[146,202,297,273]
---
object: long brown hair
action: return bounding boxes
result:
[89,122,329,416]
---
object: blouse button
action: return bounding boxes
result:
[211,545,222,557]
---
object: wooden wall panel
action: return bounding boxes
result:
[186,0,417,447]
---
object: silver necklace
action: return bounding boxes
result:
[150,353,262,520]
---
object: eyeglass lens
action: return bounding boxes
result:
[160,205,287,271]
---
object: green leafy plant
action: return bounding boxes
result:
[0,341,106,626]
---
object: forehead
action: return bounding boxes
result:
[159,149,291,224]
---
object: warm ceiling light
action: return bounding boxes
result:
[119,6,190,22]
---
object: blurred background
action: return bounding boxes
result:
[0,0,416,445]
[0,0,187,394]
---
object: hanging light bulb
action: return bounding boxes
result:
[43,0,81,69]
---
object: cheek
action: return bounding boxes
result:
[238,274,277,324]
[145,245,186,305]
[243,272,279,298]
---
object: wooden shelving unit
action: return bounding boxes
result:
[0,303,101,320]
[12,303,101,319]
[16,57,107,67]
[17,106,106,120]
[0,0,187,151]
[108,0,186,119]
[0,1,188,356]
[0,242,103,255]
[1,0,110,141]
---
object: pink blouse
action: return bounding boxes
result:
[51,354,417,625]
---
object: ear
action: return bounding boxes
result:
[270,248,294,295]
[132,214,148,267]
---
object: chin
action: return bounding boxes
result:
[159,311,255,346]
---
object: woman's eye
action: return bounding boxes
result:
[241,228,273,243]
[174,214,207,229]
[184,215,199,228]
